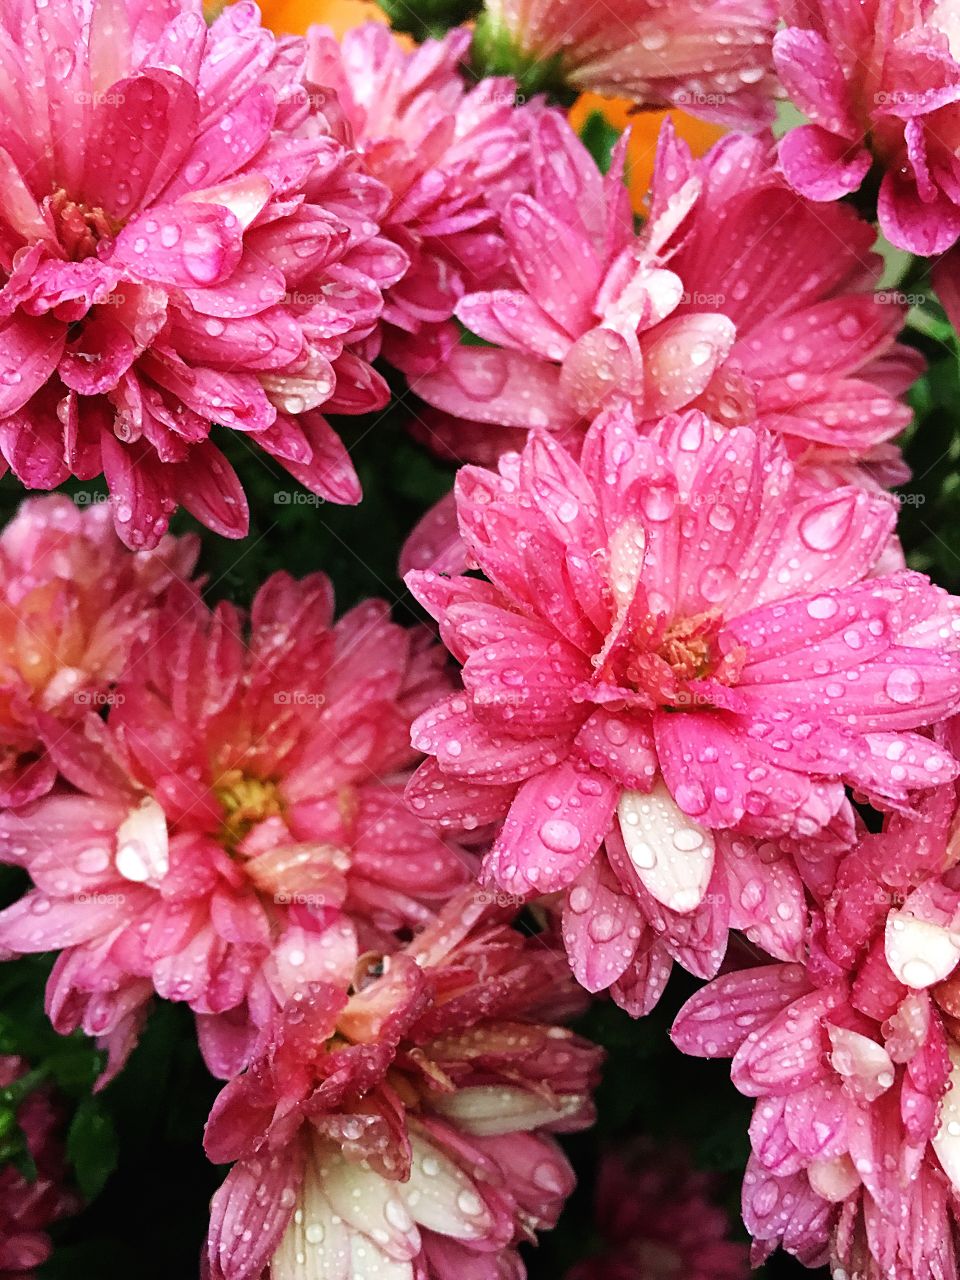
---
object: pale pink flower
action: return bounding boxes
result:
[413,117,920,489]
[566,1142,748,1280]
[0,0,407,548]
[0,573,467,1082]
[203,890,600,1280]
[775,0,960,255]
[0,494,198,808]
[0,1057,79,1278]
[672,772,960,1278]
[476,0,779,128]
[306,24,530,377]
[404,409,960,1012]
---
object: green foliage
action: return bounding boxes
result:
[67,1101,118,1201]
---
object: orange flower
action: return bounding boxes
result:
[255,0,388,36]
[569,95,725,214]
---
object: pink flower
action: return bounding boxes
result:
[404,409,960,1012]
[475,0,779,128]
[0,0,408,549]
[0,494,198,809]
[413,118,920,488]
[566,1142,748,1280]
[203,890,601,1280]
[774,0,960,255]
[0,572,468,1082]
[671,772,960,1277]
[0,1057,79,1278]
[306,24,529,377]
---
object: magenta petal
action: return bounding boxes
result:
[878,164,960,255]
[671,965,810,1058]
[483,761,617,896]
[411,694,573,786]
[112,203,243,288]
[772,29,858,136]
[413,348,577,430]
[778,125,871,201]
[207,1152,304,1280]
[272,411,361,506]
[399,491,467,578]
[81,70,200,221]
[562,854,642,993]
[0,313,65,415]
[173,441,249,539]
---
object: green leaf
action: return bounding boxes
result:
[578,110,623,175]
[67,1099,118,1201]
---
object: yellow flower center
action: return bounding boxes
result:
[216,771,282,851]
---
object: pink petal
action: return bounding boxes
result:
[484,761,618,896]
[772,29,859,136]
[111,203,243,288]
[207,1152,304,1280]
[562,854,643,993]
[878,164,960,255]
[0,313,65,415]
[502,194,600,336]
[173,441,249,538]
[456,290,572,361]
[410,695,574,786]
[671,964,810,1058]
[413,347,576,431]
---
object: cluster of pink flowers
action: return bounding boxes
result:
[8,1,960,1278]
[0,1057,78,1277]
[673,754,960,1278]
[567,1142,749,1280]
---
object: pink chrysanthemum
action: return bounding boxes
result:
[0,0,409,548]
[404,409,960,1012]
[0,494,198,809]
[672,764,960,1279]
[412,117,920,491]
[774,0,960,256]
[0,1057,79,1278]
[0,572,468,1082]
[567,1142,748,1280]
[306,24,529,377]
[203,891,600,1280]
[475,0,779,128]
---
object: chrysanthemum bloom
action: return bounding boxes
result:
[203,891,601,1280]
[0,572,468,1081]
[774,0,960,255]
[473,0,779,127]
[0,494,198,809]
[0,0,409,549]
[0,1057,79,1277]
[413,118,920,489]
[672,779,960,1277]
[404,409,960,1010]
[306,24,530,377]
[567,1142,749,1280]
